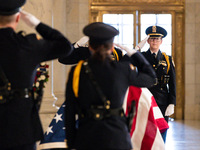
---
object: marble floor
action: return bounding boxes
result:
[165,119,200,150]
[38,114,200,150]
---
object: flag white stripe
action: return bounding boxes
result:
[153,106,164,119]
[131,88,152,150]
[122,87,129,113]
[39,142,67,149]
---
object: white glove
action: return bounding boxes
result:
[114,43,137,56]
[135,35,150,51]
[165,104,175,116]
[74,36,89,48]
[20,10,40,28]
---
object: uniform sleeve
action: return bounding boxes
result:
[128,65,156,88]
[34,23,73,62]
[130,52,156,78]
[58,46,91,65]
[124,52,156,88]
[168,56,176,105]
[65,67,77,149]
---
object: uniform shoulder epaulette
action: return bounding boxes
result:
[17,30,26,36]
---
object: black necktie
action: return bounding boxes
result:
[152,53,157,63]
[152,53,156,58]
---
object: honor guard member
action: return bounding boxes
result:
[0,0,73,150]
[65,22,156,150]
[142,25,176,142]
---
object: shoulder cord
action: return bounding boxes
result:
[162,52,170,74]
[112,48,119,61]
[73,60,84,98]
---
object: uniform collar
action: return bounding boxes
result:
[150,50,159,58]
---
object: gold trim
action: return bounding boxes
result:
[91,0,184,5]
[148,33,164,36]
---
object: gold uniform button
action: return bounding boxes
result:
[96,113,100,118]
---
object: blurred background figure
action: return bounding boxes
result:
[0,0,72,150]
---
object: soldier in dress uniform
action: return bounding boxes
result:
[142,25,176,142]
[65,22,156,150]
[0,0,73,150]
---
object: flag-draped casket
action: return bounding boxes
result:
[39,86,168,150]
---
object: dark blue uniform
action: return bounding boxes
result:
[65,52,156,150]
[142,49,176,121]
[0,23,72,149]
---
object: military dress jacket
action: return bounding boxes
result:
[141,49,176,106]
[65,52,156,150]
[0,23,72,148]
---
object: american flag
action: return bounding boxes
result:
[123,86,168,150]
[39,102,67,149]
[39,86,168,150]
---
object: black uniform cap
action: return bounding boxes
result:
[0,0,26,15]
[83,22,119,44]
[146,26,167,38]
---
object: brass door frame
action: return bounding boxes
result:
[89,0,185,120]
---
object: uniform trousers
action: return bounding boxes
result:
[159,105,169,143]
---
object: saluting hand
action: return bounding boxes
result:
[20,10,40,28]
[114,43,137,56]
[74,36,89,48]
[135,35,150,51]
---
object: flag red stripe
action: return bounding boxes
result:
[126,86,142,136]
[141,105,157,150]
[125,86,168,150]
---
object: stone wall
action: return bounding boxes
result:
[185,0,200,120]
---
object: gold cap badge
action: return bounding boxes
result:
[152,26,157,33]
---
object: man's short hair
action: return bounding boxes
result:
[0,14,17,25]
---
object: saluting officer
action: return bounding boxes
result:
[0,0,73,150]
[142,25,176,142]
[58,36,129,64]
[65,22,156,150]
